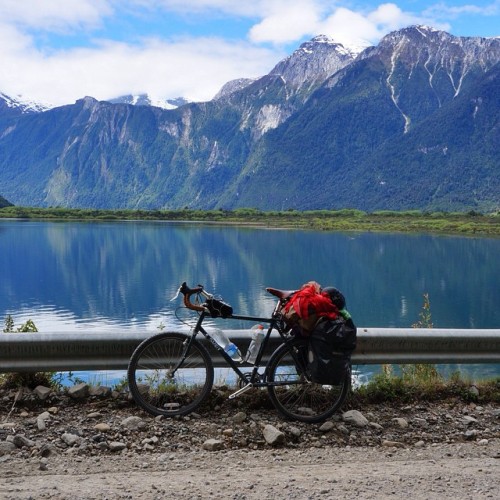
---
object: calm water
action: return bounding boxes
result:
[1,220,499,380]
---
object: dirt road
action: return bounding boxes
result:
[1,441,499,499]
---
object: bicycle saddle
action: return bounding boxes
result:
[266,287,296,300]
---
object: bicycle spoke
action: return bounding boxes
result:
[267,338,350,423]
[128,332,214,417]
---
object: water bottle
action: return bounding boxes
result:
[211,328,242,362]
[245,324,265,364]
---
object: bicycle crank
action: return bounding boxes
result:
[228,383,254,399]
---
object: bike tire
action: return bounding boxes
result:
[266,337,351,423]
[127,332,214,417]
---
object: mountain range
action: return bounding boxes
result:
[0,26,498,212]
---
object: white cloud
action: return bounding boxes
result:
[424,0,500,18]
[0,31,281,106]
[0,1,496,106]
[249,0,321,44]
[368,3,415,30]
[0,0,113,31]
[318,7,381,46]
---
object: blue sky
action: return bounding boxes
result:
[0,0,498,107]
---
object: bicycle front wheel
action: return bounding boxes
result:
[266,337,351,423]
[127,332,214,417]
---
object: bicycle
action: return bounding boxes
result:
[127,282,351,423]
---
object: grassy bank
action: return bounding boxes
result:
[1,206,499,236]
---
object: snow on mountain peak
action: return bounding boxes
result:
[107,94,189,110]
[307,34,371,57]
[0,92,51,113]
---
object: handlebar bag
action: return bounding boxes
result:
[205,298,233,318]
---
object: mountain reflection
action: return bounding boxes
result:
[1,220,499,330]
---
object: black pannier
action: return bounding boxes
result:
[307,317,357,385]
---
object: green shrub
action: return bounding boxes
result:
[1,316,58,390]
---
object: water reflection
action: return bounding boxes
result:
[1,220,499,331]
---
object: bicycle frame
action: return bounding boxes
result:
[185,297,300,395]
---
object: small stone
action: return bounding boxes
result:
[38,411,51,421]
[462,416,478,425]
[202,439,224,451]
[342,410,369,427]
[37,411,51,431]
[477,439,489,446]
[232,412,247,424]
[0,441,16,456]
[67,383,89,399]
[337,424,350,435]
[89,386,112,397]
[61,432,82,447]
[262,425,285,446]
[464,430,478,440]
[369,422,384,431]
[413,417,428,427]
[392,417,408,428]
[33,385,52,400]
[319,421,335,432]
[289,426,302,438]
[222,428,234,437]
[414,440,425,447]
[39,458,48,471]
[12,434,35,448]
[109,441,127,452]
[121,416,146,430]
[94,423,111,433]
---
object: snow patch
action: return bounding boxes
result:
[0,92,51,112]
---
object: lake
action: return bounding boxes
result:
[1,219,499,381]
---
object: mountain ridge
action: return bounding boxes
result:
[0,26,498,213]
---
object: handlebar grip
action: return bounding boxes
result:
[179,282,206,312]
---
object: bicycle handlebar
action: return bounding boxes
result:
[179,282,210,312]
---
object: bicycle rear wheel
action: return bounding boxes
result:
[127,332,214,417]
[266,337,351,423]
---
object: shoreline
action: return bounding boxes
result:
[1,207,499,236]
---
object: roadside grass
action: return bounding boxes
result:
[351,372,500,406]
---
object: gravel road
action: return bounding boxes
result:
[1,384,499,499]
[1,442,499,499]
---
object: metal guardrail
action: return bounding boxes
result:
[1,328,499,373]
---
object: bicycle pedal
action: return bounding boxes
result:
[228,383,253,399]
